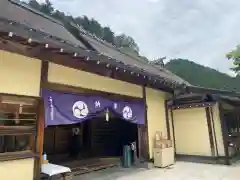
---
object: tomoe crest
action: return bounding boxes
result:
[122,106,133,120]
[72,101,89,119]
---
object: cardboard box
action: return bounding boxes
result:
[154,131,172,149]
[155,140,172,148]
[153,147,175,168]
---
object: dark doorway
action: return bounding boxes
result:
[43,114,139,171]
[83,117,138,158]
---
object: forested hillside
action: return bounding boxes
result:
[166,59,240,92]
[26,0,140,55]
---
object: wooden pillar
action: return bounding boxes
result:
[218,102,230,165]
[205,106,215,156]
[137,86,150,161]
[170,109,176,154]
[164,100,171,140]
[33,60,48,179]
[34,99,45,179]
[40,61,49,88]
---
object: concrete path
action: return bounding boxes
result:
[73,162,240,180]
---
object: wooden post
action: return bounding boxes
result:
[34,99,45,179]
[218,102,230,165]
[165,100,171,140]
[170,109,176,154]
[137,86,150,161]
[137,124,142,160]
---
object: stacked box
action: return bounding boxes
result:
[154,131,172,149]
[153,131,175,168]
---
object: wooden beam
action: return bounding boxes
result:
[187,86,240,98]
[0,39,174,93]
[170,102,215,110]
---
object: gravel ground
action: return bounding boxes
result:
[73,162,240,180]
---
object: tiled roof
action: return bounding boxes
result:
[0,0,86,49]
[77,26,190,85]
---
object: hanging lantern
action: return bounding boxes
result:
[105,108,109,122]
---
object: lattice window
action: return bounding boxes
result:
[0,94,38,161]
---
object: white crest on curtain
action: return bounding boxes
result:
[72,101,89,119]
[122,106,132,120]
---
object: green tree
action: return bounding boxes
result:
[89,19,103,38]
[28,0,41,10]
[226,45,240,73]
[39,0,54,15]
[52,10,66,21]
[102,27,114,43]
[114,34,139,54]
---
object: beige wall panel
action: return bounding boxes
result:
[211,103,225,156]
[173,108,211,156]
[0,158,34,180]
[0,50,41,96]
[146,87,167,159]
[48,63,142,98]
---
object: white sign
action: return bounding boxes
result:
[95,100,101,108]
[122,106,133,120]
[48,96,54,121]
[72,101,89,119]
[113,103,118,109]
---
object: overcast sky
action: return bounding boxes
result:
[40,0,240,75]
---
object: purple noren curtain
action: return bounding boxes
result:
[42,89,145,127]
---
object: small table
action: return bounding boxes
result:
[41,163,71,180]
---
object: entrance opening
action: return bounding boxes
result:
[43,114,138,173]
